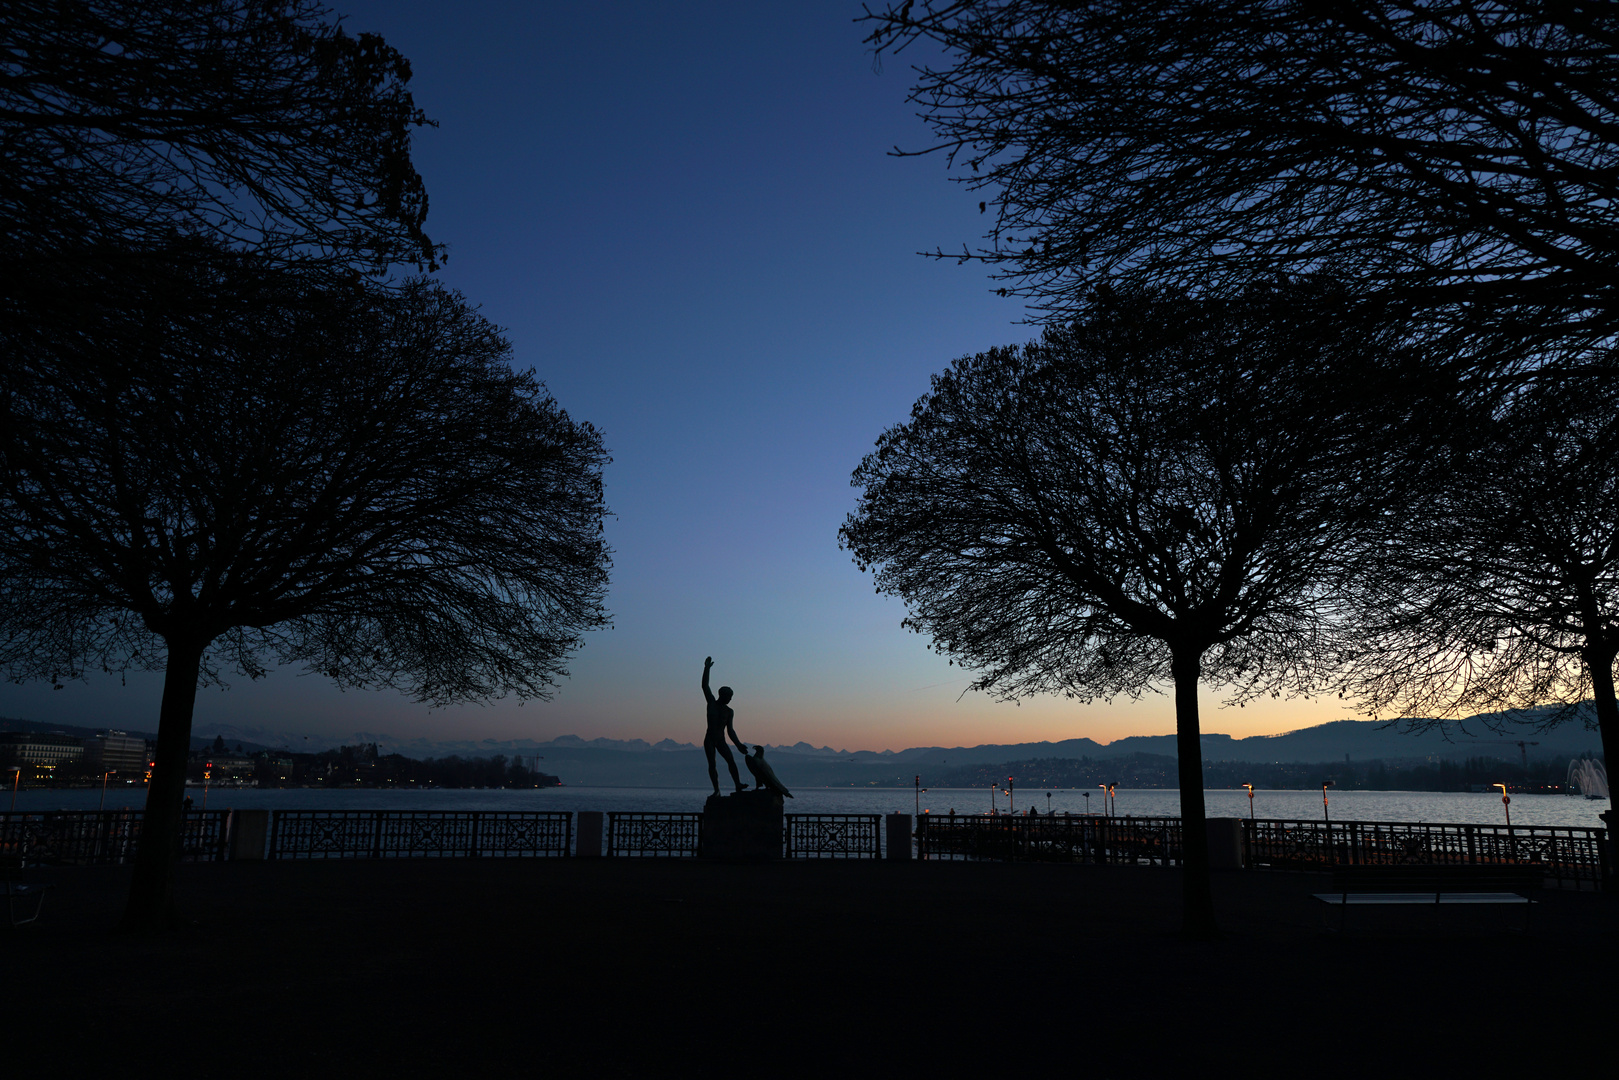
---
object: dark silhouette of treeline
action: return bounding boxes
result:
[256,743,561,789]
[931,753,1583,793]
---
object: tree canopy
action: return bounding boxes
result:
[864,1,1619,347]
[840,286,1442,933]
[0,269,612,926]
[0,0,440,276]
[1339,362,1619,771]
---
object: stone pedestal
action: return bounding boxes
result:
[701,790,783,860]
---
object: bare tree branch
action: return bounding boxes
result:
[1339,360,1619,769]
[840,282,1442,933]
[0,263,612,927]
[0,0,441,279]
[863,1,1618,350]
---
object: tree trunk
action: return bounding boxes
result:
[1581,641,1619,814]
[1172,649,1218,938]
[120,635,204,932]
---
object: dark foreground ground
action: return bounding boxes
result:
[4,858,1613,1077]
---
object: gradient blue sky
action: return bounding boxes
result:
[0,2,1353,751]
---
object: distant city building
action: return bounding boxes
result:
[82,731,152,774]
[189,750,256,779]
[0,732,85,767]
[258,753,295,784]
[215,753,256,778]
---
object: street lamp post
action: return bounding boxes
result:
[1493,783,1512,827]
[1321,779,1336,863]
[1242,783,1255,820]
[99,771,110,812]
[202,761,212,812]
[1083,791,1090,815]
[1046,791,1052,816]
[9,766,20,812]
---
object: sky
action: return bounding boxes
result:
[0,1,1356,751]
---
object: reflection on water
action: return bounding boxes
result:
[9,784,1611,828]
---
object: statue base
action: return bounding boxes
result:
[701,789,783,861]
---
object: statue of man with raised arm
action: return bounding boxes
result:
[701,656,748,796]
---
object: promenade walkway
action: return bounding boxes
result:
[5,859,1611,1075]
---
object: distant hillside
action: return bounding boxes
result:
[928,751,1580,793]
[397,707,1603,788]
[0,716,279,754]
[5,704,1603,788]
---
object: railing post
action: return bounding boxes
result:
[230,810,271,860]
[1205,819,1242,870]
[1598,812,1615,886]
[371,811,384,859]
[885,813,912,860]
[578,810,604,857]
[471,811,482,857]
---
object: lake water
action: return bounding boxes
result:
[11,784,1610,829]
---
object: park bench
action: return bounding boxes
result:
[3,878,52,928]
[2,844,54,928]
[1313,864,1542,933]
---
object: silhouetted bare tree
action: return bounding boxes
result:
[0,0,439,275]
[840,285,1441,935]
[1339,363,1619,782]
[863,1,1618,348]
[0,269,612,929]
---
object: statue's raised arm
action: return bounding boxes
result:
[702,656,716,705]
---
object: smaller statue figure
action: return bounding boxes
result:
[744,745,793,799]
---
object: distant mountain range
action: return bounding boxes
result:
[7,703,1599,787]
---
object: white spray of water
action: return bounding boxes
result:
[1566,757,1609,799]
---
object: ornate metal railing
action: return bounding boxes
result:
[1242,818,1608,887]
[784,814,881,858]
[607,812,702,857]
[0,809,231,865]
[916,814,1184,866]
[267,811,572,859]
